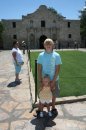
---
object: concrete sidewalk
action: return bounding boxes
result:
[0,50,86,130]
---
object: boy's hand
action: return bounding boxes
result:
[16,62,20,66]
[50,81,55,91]
[39,80,43,88]
[21,62,24,65]
[40,86,43,91]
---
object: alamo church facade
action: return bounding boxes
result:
[1,5,81,49]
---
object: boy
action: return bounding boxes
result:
[37,38,62,116]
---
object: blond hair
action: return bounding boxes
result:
[44,38,54,45]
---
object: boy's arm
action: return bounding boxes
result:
[12,52,19,66]
[51,64,60,90]
[39,86,43,92]
[53,64,60,82]
[37,63,42,82]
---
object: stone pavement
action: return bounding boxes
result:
[0,50,33,130]
[0,50,86,130]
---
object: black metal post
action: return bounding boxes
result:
[28,49,31,72]
[26,43,28,53]
[35,59,37,102]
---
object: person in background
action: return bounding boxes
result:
[38,74,52,117]
[22,41,26,54]
[37,38,62,116]
[12,41,24,84]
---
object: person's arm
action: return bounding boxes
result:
[51,64,60,90]
[37,63,42,82]
[12,52,19,65]
[53,65,60,82]
[39,85,43,92]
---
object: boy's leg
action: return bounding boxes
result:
[51,81,59,115]
[51,96,58,115]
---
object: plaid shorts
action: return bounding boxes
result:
[52,81,60,97]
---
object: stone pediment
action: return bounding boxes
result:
[22,5,64,20]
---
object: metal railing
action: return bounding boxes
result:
[35,59,37,102]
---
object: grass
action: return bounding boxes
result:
[30,50,86,97]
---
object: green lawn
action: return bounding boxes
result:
[30,50,86,97]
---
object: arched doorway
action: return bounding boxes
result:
[39,35,47,49]
[0,40,3,49]
[29,33,35,49]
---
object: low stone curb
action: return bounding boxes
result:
[56,95,86,104]
[32,95,86,108]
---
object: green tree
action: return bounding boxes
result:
[48,7,64,18]
[0,22,4,41]
[80,7,86,37]
[79,4,86,48]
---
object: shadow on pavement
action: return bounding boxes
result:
[30,112,57,130]
[7,81,21,87]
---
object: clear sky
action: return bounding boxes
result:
[0,0,86,20]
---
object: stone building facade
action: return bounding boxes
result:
[1,5,81,49]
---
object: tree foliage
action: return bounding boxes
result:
[48,7,64,18]
[0,22,4,40]
[79,8,86,37]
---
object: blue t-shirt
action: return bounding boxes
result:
[37,51,62,80]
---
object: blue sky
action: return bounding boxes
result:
[0,0,86,20]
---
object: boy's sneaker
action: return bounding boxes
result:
[39,112,44,117]
[48,111,52,117]
[51,108,58,115]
